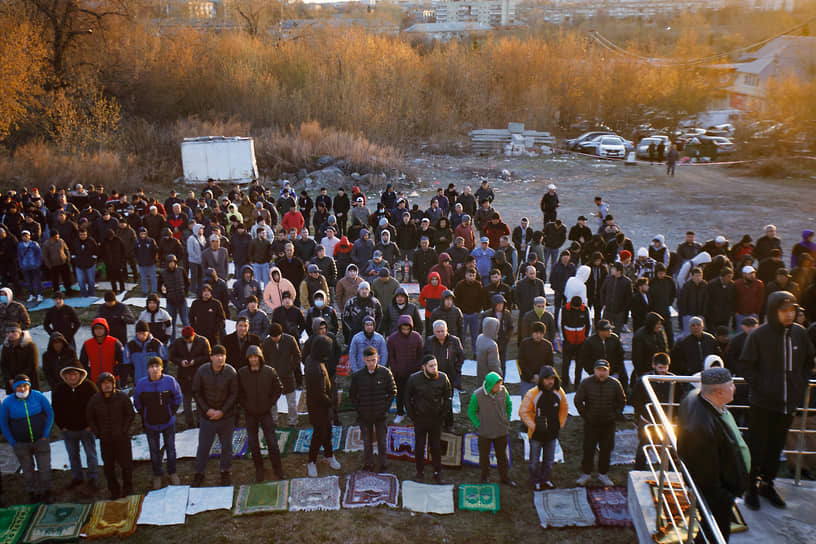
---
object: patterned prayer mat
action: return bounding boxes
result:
[458,483,500,513]
[292,426,344,454]
[585,486,633,527]
[209,427,249,458]
[0,504,37,544]
[534,488,596,528]
[341,472,399,509]
[233,481,289,516]
[137,485,190,526]
[343,425,377,454]
[386,426,416,461]
[289,476,341,512]
[261,428,295,457]
[22,503,92,543]
[186,487,235,516]
[646,481,747,543]
[423,432,463,468]
[82,495,143,540]
[462,433,511,468]
[401,481,454,515]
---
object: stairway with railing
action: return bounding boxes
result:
[631,375,815,544]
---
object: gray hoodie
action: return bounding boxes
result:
[476,316,501,384]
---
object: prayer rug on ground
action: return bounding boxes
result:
[22,503,92,543]
[452,392,461,414]
[0,442,20,475]
[292,426,344,454]
[129,434,153,462]
[343,425,377,454]
[462,433,511,468]
[261,428,295,457]
[503,361,521,384]
[534,488,596,528]
[209,428,248,458]
[233,481,289,516]
[386,426,416,461]
[0,504,37,544]
[288,476,341,512]
[608,428,638,466]
[458,483,500,513]
[186,486,234,516]
[585,486,633,527]
[423,432,462,468]
[82,495,143,540]
[341,472,399,509]
[519,433,564,464]
[461,360,477,377]
[401,481,454,515]
[136,485,190,526]
[173,429,200,459]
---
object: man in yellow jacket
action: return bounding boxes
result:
[519,365,568,491]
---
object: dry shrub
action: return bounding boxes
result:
[254,121,403,175]
[0,142,126,188]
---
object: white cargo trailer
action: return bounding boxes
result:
[180,136,258,185]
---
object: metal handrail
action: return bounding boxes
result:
[641,375,816,544]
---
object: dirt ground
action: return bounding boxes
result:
[408,153,816,252]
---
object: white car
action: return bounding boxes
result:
[595,136,627,158]
[636,136,671,159]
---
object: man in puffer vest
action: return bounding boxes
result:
[468,371,516,487]
[520,365,568,490]
[560,295,591,389]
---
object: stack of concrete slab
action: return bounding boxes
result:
[469,123,556,155]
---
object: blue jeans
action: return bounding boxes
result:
[22,268,42,296]
[252,263,269,290]
[194,417,234,473]
[146,425,177,476]
[76,266,96,297]
[544,248,560,276]
[529,437,556,485]
[62,429,98,481]
[462,313,480,353]
[139,265,157,295]
[166,300,189,339]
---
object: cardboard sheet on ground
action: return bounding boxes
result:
[452,392,461,414]
[174,429,201,459]
[0,442,20,474]
[186,486,235,515]
[137,485,190,525]
[519,433,564,463]
[50,438,102,471]
[504,361,520,384]
[461,359,477,377]
[401,481,454,515]
[275,390,303,414]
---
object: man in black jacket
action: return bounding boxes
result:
[600,262,632,334]
[238,345,285,482]
[631,312,668,385]
[262,322,302,427]
[86,372,134,498]
[574,359,626,487]
[650,264,676,348]
[53,365,99,489]
[222,316,261,372]
[424,320,464,424]
[578,320,626,390]
[350,346,396,472]
[405,355,452,483]
[707,267,736,333]
[168,326,211,428]
[678,368,749,542]
[189,284,226,347]
[671,316,720,375]
[192,344,238,487]
[740,291,815,509]
[43,292,81,348]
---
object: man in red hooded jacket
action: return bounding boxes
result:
[79,318,125,383]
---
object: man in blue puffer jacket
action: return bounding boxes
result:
[0,374,54,502]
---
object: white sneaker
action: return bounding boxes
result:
[26,295,35,302]
[393,415,404,424]
[36,295,43,302]
[327,456,341,470]
[307,462,318,477]
[576,473,592,486]
[598,474,614,486]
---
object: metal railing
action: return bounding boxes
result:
[640,375,816,544]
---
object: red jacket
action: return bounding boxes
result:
[419,272,447,318]
[484,221,510,249]
[734,278,765,315]
[281,210,305,233]
[79,318,124,382]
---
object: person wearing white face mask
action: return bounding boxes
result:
[0,374,54,503]
[305,290,339,336]
[0,287,31,333]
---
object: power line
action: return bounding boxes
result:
[589,15,816,66]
